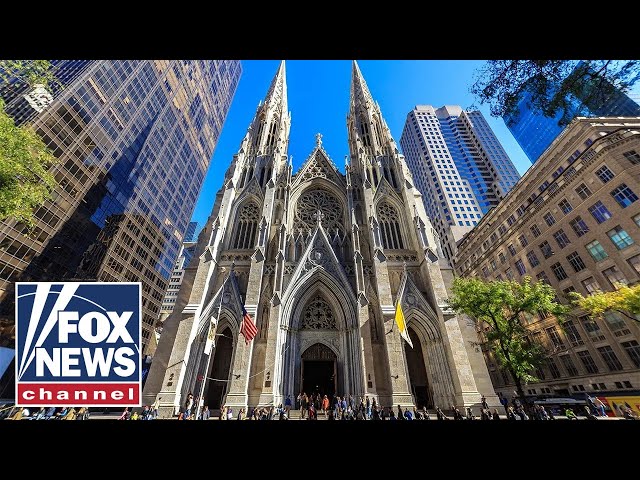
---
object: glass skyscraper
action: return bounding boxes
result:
[0,60,241,354]
[505,63,640,162]
[400,105,520,262]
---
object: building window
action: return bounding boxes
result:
[588,201,612,224]
[543,212,556,226]
[482,266,490,278]
[563,319,583,346]
[546,326,565,349]
[530,224,542,238]
[597,345,623,371]
[621,340,640,368]
[498,224,507,235]
[595,165,615,183]
[558,199,573,214]
[507,244,516,256]
[526,250,540,268]
[515,259,526,275]
[498,252,506,264]
[611,184,639,208]
[560,355,579,376]
[634,214,640,227]
[585,240,608,261]
[623,150,640,165]
[518,234,528,247]
[628,254,640,275]
[566,252,586,272]
[603,311,631,337]
[602,265,628,288]
[547,358,562,379]
[232,202,260,249]
[575,183,592,200]
[580,315,606,342]
[581,277,601,294]
[505,268,513,280]
[539,240,554,259]
[553,229,571,249]
[536,271,550,285]
[577,350,599,374]
[607,226,634,250]
[378,202,404,249]
[551,262,568,281]
[569,216,590,237]
[507,214,516,226]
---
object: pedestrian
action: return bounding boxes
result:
[151,397,160,419]
[423,407,430,420]
[593,397,607,417]
[492,408,501,420]
[565,408,578,420]
[220,406,227,420]
[201,405,210,420]
[481,395,488,410]
[183,393,194,419]
[285,395,292,417]
[397,405,404,420]
[322,394,329,417]
[227,407,234,420]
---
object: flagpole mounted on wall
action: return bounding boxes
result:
[394,269,414,349]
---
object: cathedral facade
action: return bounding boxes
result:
[143,61,500,417]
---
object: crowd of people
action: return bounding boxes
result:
[1,406,89,420]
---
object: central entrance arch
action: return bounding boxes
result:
[301,343,337,398]
[205,327,234,409]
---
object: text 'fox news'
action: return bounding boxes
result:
[15,282,142,406]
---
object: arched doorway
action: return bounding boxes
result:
[301,343,337,400]
[205,327,233,409]
[404,327,433,409]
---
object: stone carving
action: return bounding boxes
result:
[301,295,337,330]
[294,189,344,235]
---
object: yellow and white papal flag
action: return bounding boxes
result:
[394,299,413,348]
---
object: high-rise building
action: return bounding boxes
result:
[455,117,640,412]
[400,105,520,263]
[159,239,198,321]
[184,221,198,242]
[505,63,640,162]
[0,60,241,356]
[142,61,499,417]
[0,60,94,126]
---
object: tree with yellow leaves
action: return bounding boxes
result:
[570,283,640,323]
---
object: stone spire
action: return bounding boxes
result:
[264,60,288,115]
[350,60,374,109]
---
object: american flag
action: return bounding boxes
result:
[240,305,258,345]
[231,271,258,344]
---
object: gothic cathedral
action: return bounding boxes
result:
[143,61,499,416]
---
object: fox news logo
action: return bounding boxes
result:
[15,282,142,406]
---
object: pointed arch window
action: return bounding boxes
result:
[232,202,260,249]
[301,295,337,330]
[378,202,404,249]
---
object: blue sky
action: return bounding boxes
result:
[189,60,532,232]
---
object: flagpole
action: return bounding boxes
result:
[195,273,227,420]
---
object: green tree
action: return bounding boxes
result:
[447,276,568,404]
[570,283,640,323]
[470,60,640,127]
[0,60,59,230]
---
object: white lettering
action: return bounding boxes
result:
[75,390,87,400]
[78,312,110,343]
[113,347,136,377]
[58,311,79,343]
[94,390,106,400]
[111,390,124,400]
[106,311,134,343]
[57,391,69,400]
[82,348,114,377]
[129,387,135,400]
[23,390,35,400]
[38,388,52,400]
[61,348,81,377]
[35,347,59,376]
